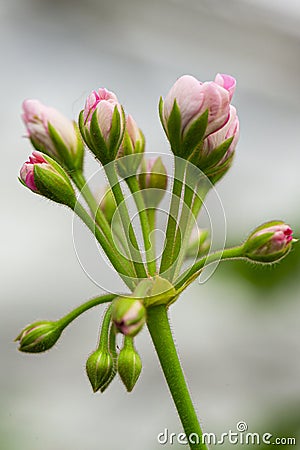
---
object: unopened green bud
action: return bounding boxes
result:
[138,157,167,208]
[118,337,142,392]
[86,348,114,393]
[112,297,146,337]
[185,227,210,259]
[15,320,62,353]
[99,186,117,224]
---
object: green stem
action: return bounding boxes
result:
[174,245,244,291]
[58,293,116,329]
[171,183,209,281]
[72,170,136,278]
[126,176,157,276]
[147,207,156,258]
[159,158,185,276]
[97,305,112,350]
[74,201,136,290]
[147,306,208,450]
[104,165,147,280]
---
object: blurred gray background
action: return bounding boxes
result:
[1,0,300,449]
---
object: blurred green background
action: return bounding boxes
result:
[1,0,299,449]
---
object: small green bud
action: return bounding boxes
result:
[185,228,210,259]
[15,320,62,353]
[86,348,114,393]
[118,337,142,392]
[99,186,117,224]
[138,157,168,208]
[112,297,146,337]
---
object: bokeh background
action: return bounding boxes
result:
[1,0,300,449]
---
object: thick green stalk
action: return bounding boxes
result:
[74,201,136,290]
[147,306,208,450]
[126,176,157,276]
[104,165,147,280]
[159,159,185,276]
[58,293,116,329]
[174,246,244,291]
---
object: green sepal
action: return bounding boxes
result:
[90,109,109,164]
[34,155,76,208]
[47,123,73,168]
[108,105,124,158]
[158,96,167,134]
[243,232,274,254]
[200,136,234,172]
[78,110,94,151]
[100,324,118,393]
[167,99,182,156]
[182,109,208,158]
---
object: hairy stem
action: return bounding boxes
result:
[147,306,208,450]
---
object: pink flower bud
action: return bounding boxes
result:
[19,151,76,207]
[162,74,234,138]
[20,150,48,192]
[81,88,124,163]
[125,114,144,151]
[22,100,80,163]
[244,221,294,263]
[83,88,118,125]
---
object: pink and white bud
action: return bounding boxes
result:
[202,105,239,163]
[20,151,49,192]
[19,150,76,207]
[83,88,118,125]
[22,99,80,160]
[162,74,234,138]
[244,221,294,263]
[126,115,144,151]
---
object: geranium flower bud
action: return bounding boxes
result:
[197,105,239,182]
[15,321,62,353]
[185,227,210,259]
[86,348,114,393]
[112,297,146,337]
[214,73,236,101]
[243,221,295,263]
[118,337,142,392]
[20,151,76,208]
[79,88,125,165]
[98,186,117,225]
[160,74,234,158]
[116,115,145,177]
[22,99,84,171]
[138,157,168,207]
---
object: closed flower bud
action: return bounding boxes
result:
[138,157,168,208]
[22,99,84,171]
[15,321,62,353]
[79,88,125,165]
[243,221,295,263]
[20,151,76,208]
[118,337,142,392]
[112,297,146,337]
[185,227,210,259]
[86,348,114,393]
[98,186,117,225]
[160,74,235,158]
